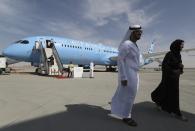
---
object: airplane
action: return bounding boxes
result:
[2,36,195,72]
[2,36,118,71]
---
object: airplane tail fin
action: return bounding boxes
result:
[148,40,156,54]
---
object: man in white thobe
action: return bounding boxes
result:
[111,25,142,126]
[90,62,94,78]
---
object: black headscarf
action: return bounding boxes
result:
[170,39,184,55]
[169,39,184,66]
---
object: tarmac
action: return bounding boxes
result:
[0,67,194,131]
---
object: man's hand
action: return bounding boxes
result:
[121,80,128,87]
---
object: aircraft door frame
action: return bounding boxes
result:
[94,45,102,64]
[38,38,46,48]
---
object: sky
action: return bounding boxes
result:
[0,0,195,67]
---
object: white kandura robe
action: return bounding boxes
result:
[111,40,140,118]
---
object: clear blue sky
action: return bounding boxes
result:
[0,0,194,67]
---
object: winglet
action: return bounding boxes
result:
[148,40,156,54]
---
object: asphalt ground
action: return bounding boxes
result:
[0,68,194,131]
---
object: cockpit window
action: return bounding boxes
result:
[15,40,22,43]
[15,40,29,44]
[21,40,29,44]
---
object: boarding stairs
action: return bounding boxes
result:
[31,41,64,76]
[51,44,64,75]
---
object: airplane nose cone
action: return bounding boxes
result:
[2,44,32,61]
[2,45,19,59]
[2,47,12,57]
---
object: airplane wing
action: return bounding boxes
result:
[143,48,195,58]
[182,48,195,53]
[153,57,164,64]
[143,51,168,58]
[109,48,195,62]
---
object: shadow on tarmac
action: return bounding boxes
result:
[1,102,194,131]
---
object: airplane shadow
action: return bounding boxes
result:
[1,102,194,131]
[16,70,113,75]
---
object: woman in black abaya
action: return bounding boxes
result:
[151,39,187,121]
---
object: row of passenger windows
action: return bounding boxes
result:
[62,44,94,51]
[61,43,117,54]
[62,44,82,49]
[104,50,118,54]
